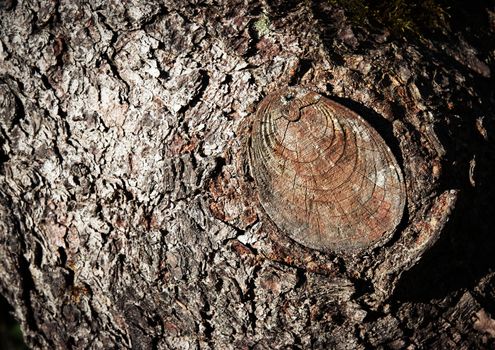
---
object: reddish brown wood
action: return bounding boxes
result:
[249,88,406,252]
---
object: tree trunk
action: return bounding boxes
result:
[1,0,495,348]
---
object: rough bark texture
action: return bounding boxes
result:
[1,0,495,349]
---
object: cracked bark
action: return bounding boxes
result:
[1,0,495,349]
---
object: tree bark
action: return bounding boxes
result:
[1,0,495,348]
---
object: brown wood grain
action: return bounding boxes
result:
[249,88,406,252]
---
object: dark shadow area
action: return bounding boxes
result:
[265,0,300,18]
[392,10,495,301]
[394,116,495,303]
[393,192,477,301]
[310,0,495,303]
[310,0,494,48]
[393,13,495,306]
[0,294,28,350]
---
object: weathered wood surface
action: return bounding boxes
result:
[1,0,494,349]
[248,88,406,253]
